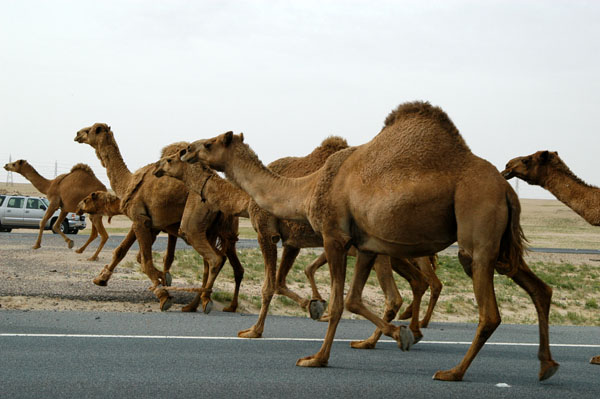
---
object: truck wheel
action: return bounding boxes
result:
[59,220,69,234]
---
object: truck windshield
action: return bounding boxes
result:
[0,195,5,206]
[41,198,49,206]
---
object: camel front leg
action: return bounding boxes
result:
[82,214,109,261]
[161,232,178,286]
[239,233,277,338]
[33,202,60,249]
[304,251,328,301]
[510,263,559,380]
[93,228,137,286]
[350,255,404,349]
[296,237,347,367]
[75,218,98,255]
[181,225,225,313]
[51,209,74,249]
[132,219,171,311]
[389,257,428,342]
[398,256,442,328]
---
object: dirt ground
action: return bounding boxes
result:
[1,180,600,325]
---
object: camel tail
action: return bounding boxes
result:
[496,185,528,276]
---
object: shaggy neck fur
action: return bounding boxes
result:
[16,162,52,194]
[222,141,317,221]
[539,161,600,226]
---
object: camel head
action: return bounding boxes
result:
[76,191,119,216]
[3,159,28,173]
[153,154,185,179]
[74,123,112,149]
[501,150,559,185]
[180,131,243,172]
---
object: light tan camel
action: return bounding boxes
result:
[75,190,177,287]
[306,249,442,328]
[502,150,600,365]
[74,125,244,312]
[157,139,429,348]
[182,101,559,382]
[3,160,109,261]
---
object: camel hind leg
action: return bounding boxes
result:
[433,248,500,381]
[82,214,109,261]
[222,240,245,312]
[509,263,559,380]
[93,228,137,286]
[52,209,74,249]
[398,255,442,328]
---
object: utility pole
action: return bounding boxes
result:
[6,154,14,186]
[515,179,520,197]
[54,160,58,178]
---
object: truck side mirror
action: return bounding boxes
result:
[40,205,47,210]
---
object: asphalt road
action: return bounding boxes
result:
[1,310,599,398]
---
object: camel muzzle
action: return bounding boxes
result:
[500,169,515,180]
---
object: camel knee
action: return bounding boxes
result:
[479,315,501,339]
[458,249,473,278]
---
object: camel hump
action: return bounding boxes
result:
[71,163,96,176]
[161,141,190,158]
[384,101,458,133]
[319,136,349,152]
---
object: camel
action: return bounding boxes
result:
[3,160,109,261]
[75,190,176,287]
[74,124,244,313]
[157,138,429,348]
[305,249,442,328]
[181,101,559,382]
[502,150,600,365]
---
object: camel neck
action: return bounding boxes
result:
[19,164,51,194]
[222,143,316,221]
[543,168,600,226]
[97,141,133,197]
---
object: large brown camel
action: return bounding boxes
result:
[3,160,109,261]
[502,150,600,365]
[181,101,558,382]
[157,139,429,348]
[305,249,442,328]
[74,124,244,313]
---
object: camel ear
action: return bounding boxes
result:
[91,192,98,200]
[239,132,244,142]
[204,142,212,150]
[540,151,550,163]
[223,131,233,147]
[17,160,24,165]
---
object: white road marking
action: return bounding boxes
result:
[1,333,599,347]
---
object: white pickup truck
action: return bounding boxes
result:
[0,194,86,233]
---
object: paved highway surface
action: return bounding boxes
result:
[1,310,599,398]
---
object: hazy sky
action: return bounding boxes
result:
[2,0,599,199]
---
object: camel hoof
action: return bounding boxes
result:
[32,245,40,250]
[75,249,84,254]
[181,304,198,312]
[222,305,237,313]
[296,355,328,368]
[309,300,326,320]
[539,360,560,381]
[395,325,415,351]
[93,277,108,287]
[350,340,376,350]
[591,356,600,365]
[202,300,213,314]
[164,272,172,287]
[433,369,463,381]
[238,328,262,339]
[155,287,173,312]
[67,240,74,249]
[87,256,98,261]
[419,320,430,329]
